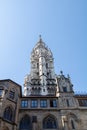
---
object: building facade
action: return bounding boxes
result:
[0,37,87,130]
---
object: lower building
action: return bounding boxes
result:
[0,37,87,130]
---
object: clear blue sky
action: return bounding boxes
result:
[0,0,87,93]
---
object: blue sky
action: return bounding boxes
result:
[0,0,87,93]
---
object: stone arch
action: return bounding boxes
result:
[43,114,57,129]
[19,114,32,130]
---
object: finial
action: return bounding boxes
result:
[60,70,63,75]
[39,34,42,42]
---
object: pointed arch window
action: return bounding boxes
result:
[43,115,57,129]
[19,115,31,130]
[3,106,13,121]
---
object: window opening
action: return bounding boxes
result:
[43,116,57,129]
[63,87,67,92]
[50,100,57,107]
[21,100,28,108]
[40,100,47,107]
[4,107,13,121]
[31,100,38,108]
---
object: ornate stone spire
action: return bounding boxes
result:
[24,37,56,96]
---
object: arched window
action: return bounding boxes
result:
[43,115,57,129]
[3,107,13,121]
[19,115,31,130]
[71,120,75,129]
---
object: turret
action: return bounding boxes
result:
[24,36,57,96]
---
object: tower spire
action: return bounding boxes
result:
[39,34,42,42]
[24,37,56,96]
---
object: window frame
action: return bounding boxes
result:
[3,106,13,122]
[63,87,67,92]
[40,99,47,108]
[21,100,28,108]
[31,99,38,108]
[50,99,57,107]
[43,116,57,129]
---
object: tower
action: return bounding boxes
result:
[24,36,57,96]
[0,36,87,130]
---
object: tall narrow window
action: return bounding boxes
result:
[71,120,75,129]
[3,107,13,121]
[9,91,15,99]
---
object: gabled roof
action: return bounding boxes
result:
[0,79,22,96]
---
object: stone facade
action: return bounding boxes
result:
[0,37,87,130]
